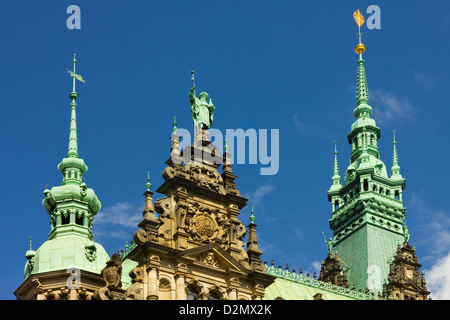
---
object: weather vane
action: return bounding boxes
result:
[353,9,366,56]
[66,54,85,93]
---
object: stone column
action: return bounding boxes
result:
[228,288,237,300]
[147,267,158,300]
[175,274,186,300]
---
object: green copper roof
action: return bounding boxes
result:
[25,55,107,279]
[325,28,408,293]
[263,265,382,300]
[25,235,109,278]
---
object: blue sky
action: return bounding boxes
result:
[1,0,450,299]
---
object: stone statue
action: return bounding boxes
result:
[95,253,124,300]
[323,232,335,252]
[101,253,123,289]
[189,71,215,132]
[404,226,410,243]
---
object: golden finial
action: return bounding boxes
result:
[353,9,366,55]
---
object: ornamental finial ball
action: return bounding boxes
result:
[354,43,366,55]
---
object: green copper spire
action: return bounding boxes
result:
[326,14,407,293]
[146,171,152,191]
[329,141,342,193]
[43,54,101,237]
[58,54,88,186]
[28,54,108,279]
[353,30,371,119]
[332,141,341,183]
[347,28,381,165]
[172,116,178,134]
[356,58,369,109]
[391,130,403,179]
[249,205,256,224]
[65,54,85,159]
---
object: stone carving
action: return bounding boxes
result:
[125,266,145,300]
[383,242,430,300]
[187,164,225,193]
[161,163,225,194]
[155,197,174,219]
[190,212,219,242]
[319,252,349,288]
[196,252,220,268]
[95,253,125,300]
[85,240,97,262]
[101,253,122,289]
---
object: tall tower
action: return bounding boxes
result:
[326,11,408,293]
[15,55,109,300]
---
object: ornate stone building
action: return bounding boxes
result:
[15,12,430,301]
[119,127,274,300]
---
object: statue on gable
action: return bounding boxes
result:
[189,71,215,132]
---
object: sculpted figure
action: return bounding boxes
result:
[101,253,122,289]
[189,71,215,132]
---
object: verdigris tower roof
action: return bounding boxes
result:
[325,10,407,293]
[25,55,108,279]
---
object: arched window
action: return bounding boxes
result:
[75,214,83,226]
[208,292,220,300]
[186,287,199,300]
[62,214,70,225]
[159,278,172,300]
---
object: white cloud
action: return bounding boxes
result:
[408,192,450,299]
[426,251,450,300]
[370,89,415,124]
[293,113,303,130]
[95,201,142,229]
[245,185,275,205]
[412,69,437,90]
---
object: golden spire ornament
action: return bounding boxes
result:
[353,9,366,55]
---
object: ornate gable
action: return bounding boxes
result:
[383,241,430,300]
